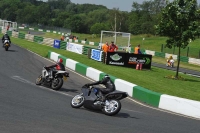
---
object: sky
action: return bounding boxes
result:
[41,0,200,12]
[70,0,200,12]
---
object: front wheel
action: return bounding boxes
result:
[102,100,121,116]
[35,74,43,85]
[51,77,63,90]
[71,94,84,108]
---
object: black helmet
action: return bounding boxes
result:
[103,74,110,79]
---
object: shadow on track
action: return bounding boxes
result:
[114,112,140,119]
[8,49,17,52]
[59,87,79,93]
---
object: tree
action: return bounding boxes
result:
[155,0,200,78]
[90,23,109,34]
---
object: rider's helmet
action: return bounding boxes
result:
[102,74,110,80]
[57,58,63,63]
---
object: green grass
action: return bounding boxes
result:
[9,35,200,102]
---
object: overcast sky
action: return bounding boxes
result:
[70,0,200,12]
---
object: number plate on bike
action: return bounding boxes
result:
[63,76,67,81]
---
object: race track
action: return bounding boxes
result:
[0,44,199,133]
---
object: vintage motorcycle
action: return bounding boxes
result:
[70,85,128,116]
[3,39,10,51]
[35,66,69,90]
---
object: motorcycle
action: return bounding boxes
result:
[166,59,174,68]
[70,85,128,116]
[3,39,10,51]
[35,66,69,90]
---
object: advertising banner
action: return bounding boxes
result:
[66,42,83,54]
[91,49,103,62]
[53,40,61,49]
[106,52,152,69]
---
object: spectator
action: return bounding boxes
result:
[109,41,118,52]
[134,44,142,54]
[102,41,109,52]
[60,35,65,41]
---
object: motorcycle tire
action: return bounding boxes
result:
[51,77,63,90]
[102,100,121,116]
[5,46,8,51]
[35,74,43,85]
[70,94,84,108]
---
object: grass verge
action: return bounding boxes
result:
[10,36,200,101]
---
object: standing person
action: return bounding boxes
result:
[109,41,118,52]
[102,41,109,52]
[134,44,143,70]
[134,44,142,54]
[102,41,109,63]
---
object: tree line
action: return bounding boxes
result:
[0,0,199,35]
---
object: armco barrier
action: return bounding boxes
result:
[43,37,54,46]
[18,32,25,39]
[47,51,200,119]
[34,36,43,44]
[60,41,67,50]
[25,34,34,42]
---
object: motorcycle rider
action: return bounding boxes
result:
[167,55,173,66]
[85,74,115,103]
[45,58,65,80]
[2,32,11,47]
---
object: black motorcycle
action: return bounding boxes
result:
[3,39,10,51]
[35,66,69,90]
[70,85,128,116]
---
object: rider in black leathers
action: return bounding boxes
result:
[85,75,115,102]
[2,33,11,47]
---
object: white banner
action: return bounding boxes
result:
[66,42,83,54]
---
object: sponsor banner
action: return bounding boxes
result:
[53,40,61,49]
[106,52,152,69]
[66,42,83,54]
[91,49,103,62]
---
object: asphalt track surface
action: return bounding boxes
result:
[0,44,200,133]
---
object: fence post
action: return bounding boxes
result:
[161,44,163,52]
[199,50,200,59]
[173,46,175,54]
[187,47,189,57]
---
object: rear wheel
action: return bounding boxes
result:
[71,94,84,108]
[5,46,8,51]
[51,77,63,90]
[35,74,43,85]
[102,100,121,116]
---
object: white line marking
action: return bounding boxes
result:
[11,75,73,97]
